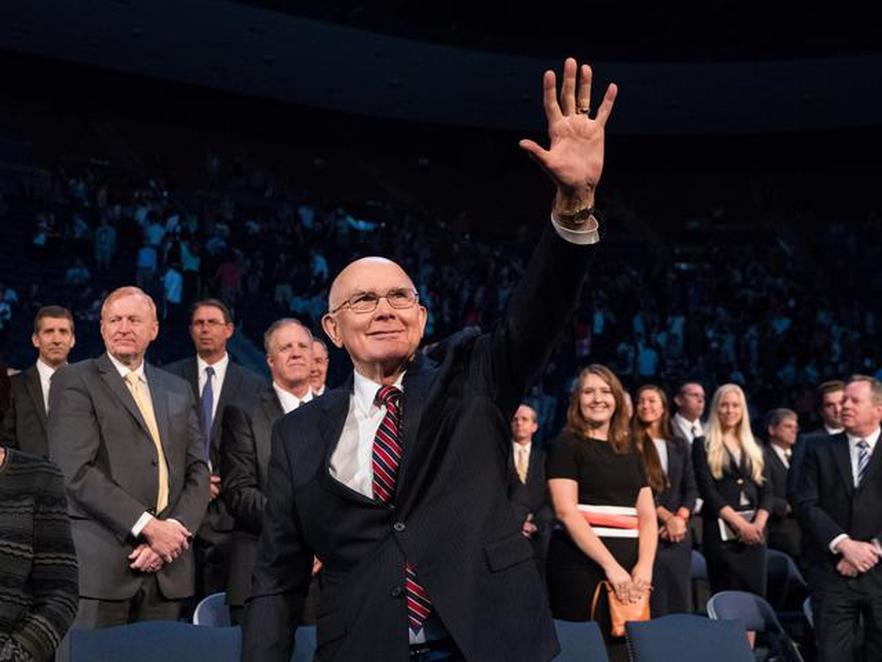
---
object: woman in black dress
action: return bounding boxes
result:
[547,364,657,661]
[633,384,698,615]
[692,383,772,597]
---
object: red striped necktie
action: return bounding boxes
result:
[372,385,433,633]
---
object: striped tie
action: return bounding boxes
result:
[372,385,433,633]
[857,439,871,486]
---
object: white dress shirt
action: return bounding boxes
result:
[273,382,313,415]
[771,443,791,469]
[652,438,669,475]
[830,427,880,553]
[825,424,845,435]
[35,359,57,413]
[197,352,230,423]
[673,413,703,445]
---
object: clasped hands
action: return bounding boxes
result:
[835,538,882,577]
[128,517,192,573]
[605,561,652,605]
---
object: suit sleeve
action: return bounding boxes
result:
[482,225,594,422]
[242,419,314,662]
[220,404,266,534]
[167,384,210,532]
[691,438,727,518]
[793,440,845,553]
[47,366,152,541]
[757,454,774,514]
[678,440,698,513]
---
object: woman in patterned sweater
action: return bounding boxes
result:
[0,446,78,662]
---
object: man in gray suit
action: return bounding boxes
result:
[2,305,76,457]
[48,286,210,628]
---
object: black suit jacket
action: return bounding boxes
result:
[47,354,210,600]
[242,226,590,662]
[1,366,49,457]
[656,436,698,515]
[220,385,284,606]
[506,443,553,561]
[764,444,802,558]
[692,436,773,522]
[164,357,264,534]
[794,432,882,584]
[787,428,832,503]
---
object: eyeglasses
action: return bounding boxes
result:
[330,288,419,315]
[192,319,227,328]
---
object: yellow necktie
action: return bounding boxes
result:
[516,446,529,484]
[125,371,169,513]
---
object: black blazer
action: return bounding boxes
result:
[164,357,264,532]
[506,444,553,558]
[242,227,590,662]
[793,432,882,581]
[692,436,773,521]
[220,385,284,606]
[1,366,49,457]
[763,445,791,520]
[787,428,832,503]
[47,354,210,600]
[656,436,698,515]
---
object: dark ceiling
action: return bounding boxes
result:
[233,1,878,61]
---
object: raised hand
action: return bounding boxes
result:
[520,58,618,219]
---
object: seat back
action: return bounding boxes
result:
[69,622,240,662]
[766,549,808,610]
[706,590,781,633]
[553,619,609,661]
[626,614,753,662]
[193,591,231,626]
[803,596,813,628]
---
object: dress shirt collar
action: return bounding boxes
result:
[353,370,405,416]
[273,382,314,414]
[35,358,58,383]
[107,352,146,381]
[197,352,229,384]
[771,442,792,468]
[825,424,845,435]
[674,412,702,438]
[512,441,532,456]
[847,427,881,452]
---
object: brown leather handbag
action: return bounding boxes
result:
[590,580,650,637]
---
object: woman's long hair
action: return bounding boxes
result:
[564,364,631,454]
[704,383,764,483]
[631,384,672,494]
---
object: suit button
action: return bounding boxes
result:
[391,586,403,598]
[151,459,158,466]
[393,521,406,533]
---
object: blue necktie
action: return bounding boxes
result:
[857,439,871,486]
[201,366,215,461]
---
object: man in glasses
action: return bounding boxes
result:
[243,58,617,662]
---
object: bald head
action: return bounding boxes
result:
[322,256,427,383]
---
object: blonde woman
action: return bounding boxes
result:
[547,365,657,662]
[692,383,772,596]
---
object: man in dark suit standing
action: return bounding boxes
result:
[242,58,617,662]
[221,318,315,624]
[794,375,882,661]
[2,306,75,457]
[165,299,264,600]
[507,404,552,578]
[763,408,802,562]
[48,286,210,627]
[788,380,845,502]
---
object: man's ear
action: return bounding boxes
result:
[321,314,344,349]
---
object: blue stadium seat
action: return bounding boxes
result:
[69,622,241,662]
[707,590,805,661]
[626,614,753,662]
[193,591,231,626]
[553,619,609,661]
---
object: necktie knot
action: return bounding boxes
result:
[205,365,215,378]
[125,371,139,387]
[858,439,869,451]
[375,385,401,409]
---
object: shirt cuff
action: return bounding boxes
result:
[132,512,154,538]
[550,213,600,245]
[829,533,849,554]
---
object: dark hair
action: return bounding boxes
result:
[631,384,671,494]
[765,407,797,431]
[564,364,631,454]
[817,380,845,401]
[33,305,75,335]
[190,298,233,324]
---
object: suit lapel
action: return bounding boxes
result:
[182,358,199,398]
[96,354,153,439]
[830,434,855,496]
[24,366,48,432]
[395,354,439,509]
[145,365,173,466]
[212,361,242,443]
[857,436,882,490]
[256,387,284,476]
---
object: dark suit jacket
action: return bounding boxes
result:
[47,354,210,600]
[164,357,263,534]
[787,428,832,503]
[692,436,773,522]
[1,366,49,457]
[242,227,589,662]
[506,443,553,561]
[220,385,284,606]
[763,444,802,558]
[793,432,882,585]
[656,435,698,515]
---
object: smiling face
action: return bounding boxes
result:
[637,388,665,427]
[716,388,744,431]
[578,371,617,429]
[100,292,159,368]
[322,258,427,381]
